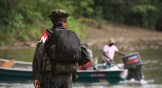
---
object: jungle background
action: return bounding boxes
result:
[1,0,162,86]
[0,0,162,51]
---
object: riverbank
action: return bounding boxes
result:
[84,23,162,51]
[0,22,162,50]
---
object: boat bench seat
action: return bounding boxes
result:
[0,60,15,68]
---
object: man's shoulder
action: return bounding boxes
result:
[103,44,109,48]
[112,45,119,51]
[37,29,49,45]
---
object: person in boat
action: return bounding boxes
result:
[32,9,90,88]
[102,38,125,69]
[79,44,94,70]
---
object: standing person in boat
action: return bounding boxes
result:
[102,38,125,69]
[32,9,90,88]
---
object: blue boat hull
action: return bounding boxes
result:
[0,59,125,84]
[76,70,124,84]
[0,68,32,81]
[0,69,124,84]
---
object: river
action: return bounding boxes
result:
[0,48,162,88]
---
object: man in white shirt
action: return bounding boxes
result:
[102,38,125,69]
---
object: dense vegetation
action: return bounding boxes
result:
[0,0,162,45]
[93,0,162,30]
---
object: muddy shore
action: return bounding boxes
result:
[0,24,162,51]
[84,24,162,51]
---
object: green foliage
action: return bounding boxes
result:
[0,0,92,45]
[93,0,162,29]
[67,17,86,39]
[125,4,158,28]
[1,0,162,45]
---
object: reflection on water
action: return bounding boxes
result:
[138,49,162,84]
[0,48,162,88]
[0,82,33,88]
[0,82,162,88]
[0,48,35,62]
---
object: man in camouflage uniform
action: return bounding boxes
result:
[32,9,78,88]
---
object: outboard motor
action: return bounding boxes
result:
[122,52,143,69]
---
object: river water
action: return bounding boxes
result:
[0,81,162,88]
[0,48,162,88]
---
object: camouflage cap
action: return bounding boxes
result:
[48,9,70,18]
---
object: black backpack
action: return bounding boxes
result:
[47,28,81,63]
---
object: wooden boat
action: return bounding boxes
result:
[0,58,127,84]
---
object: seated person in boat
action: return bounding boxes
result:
[79,44,95,70]
[102,38,125,69]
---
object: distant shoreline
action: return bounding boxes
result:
[1,23,162,51]
[85,38,162,51]
[0,39,162,51]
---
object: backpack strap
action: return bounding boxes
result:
[47,29,54,40]
[47,29,57,46]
